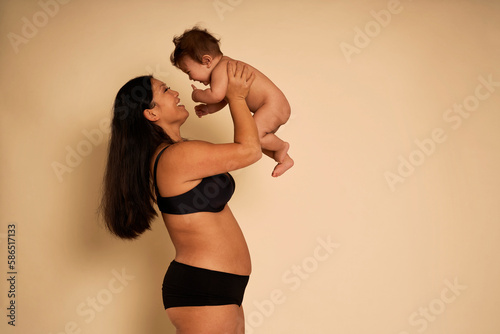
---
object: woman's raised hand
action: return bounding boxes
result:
[225,61,255,101]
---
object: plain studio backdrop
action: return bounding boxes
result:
[1,0,499,333]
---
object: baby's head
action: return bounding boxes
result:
[170,27,223,85]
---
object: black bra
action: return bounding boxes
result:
[153,146,235,215]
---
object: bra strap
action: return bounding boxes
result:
[153,146,170,195]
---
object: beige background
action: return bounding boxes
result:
[1,0,500,333]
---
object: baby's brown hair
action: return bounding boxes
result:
[170,26,223,67]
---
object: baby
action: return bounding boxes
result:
[170,27,294,177]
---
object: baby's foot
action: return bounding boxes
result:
[272,155,294,177]
[274,142,290,164]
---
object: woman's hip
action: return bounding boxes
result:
[162,260,250,310]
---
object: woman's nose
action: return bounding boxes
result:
[170,89,179,97]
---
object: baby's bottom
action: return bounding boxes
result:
[253,104,294,177]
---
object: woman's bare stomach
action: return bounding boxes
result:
[162,205,252,275]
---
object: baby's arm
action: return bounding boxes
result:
[194,100,228,118]
[191,61,228,104]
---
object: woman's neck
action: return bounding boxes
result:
[160,123,183,142]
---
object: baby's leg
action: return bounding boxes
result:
[253,107,289,163]
[262,148,294,177]
[253,105,294,177]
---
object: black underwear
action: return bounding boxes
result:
[162,260,249,309]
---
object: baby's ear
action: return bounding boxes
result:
[202,55,213,67]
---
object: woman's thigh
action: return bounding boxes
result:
[166,304,245,334]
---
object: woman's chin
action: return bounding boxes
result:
[179,106,190,120]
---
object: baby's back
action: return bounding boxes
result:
[220,56,288,112]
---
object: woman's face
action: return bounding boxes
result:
[150,78,189,124]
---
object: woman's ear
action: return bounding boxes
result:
[202,55,213,68]
[143,108,159,122]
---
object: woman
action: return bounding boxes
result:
[100,62,261,333]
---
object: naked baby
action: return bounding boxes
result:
[170,27,294,177]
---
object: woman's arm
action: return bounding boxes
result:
[226,61,260,156]
[161,62,261,181]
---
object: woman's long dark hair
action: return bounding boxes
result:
[100,75,174,239]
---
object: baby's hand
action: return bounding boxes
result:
[194,104,210,118]
[194,103,226,118]
[191,84,202,103]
